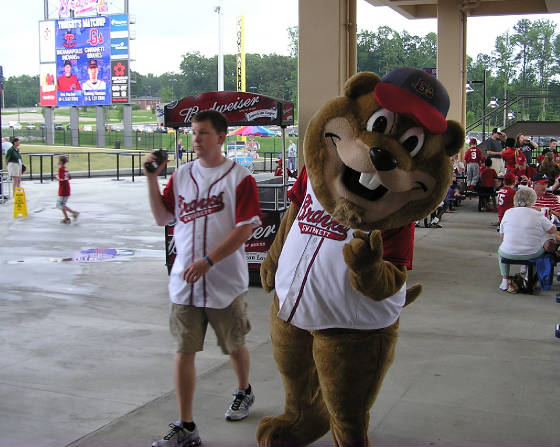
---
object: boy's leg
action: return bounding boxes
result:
[175,352,196,422]
[169,304,207,423]
[230,345,250,390]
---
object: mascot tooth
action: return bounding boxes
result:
[257,67,464,447]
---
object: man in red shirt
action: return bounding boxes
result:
[533,173,560,220]
[464,138,482,190]
[496,172,517,223]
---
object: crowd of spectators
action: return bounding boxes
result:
[451,127,560,293]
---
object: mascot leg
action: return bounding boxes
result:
[312,321,399,447]
[256,296,330,447]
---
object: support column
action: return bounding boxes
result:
[123,104,132,148]
[436,0,467,127]
[298,0,356,157]
[96,106,105,147]
[70,106,79,146]
[44,107,54,145]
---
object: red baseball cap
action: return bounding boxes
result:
[374,67,449,135]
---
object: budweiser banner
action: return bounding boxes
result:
[246,211,281,270]
[164,91,294,128]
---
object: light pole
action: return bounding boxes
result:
[215,1,224,91]
[467,70,486,141]
[169,78,177,99]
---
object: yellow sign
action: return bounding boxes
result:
[13,187,28,218]
[236,15,246,93]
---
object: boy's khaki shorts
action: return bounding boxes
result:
[169,293,251,355]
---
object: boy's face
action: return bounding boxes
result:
[191,120,225,160]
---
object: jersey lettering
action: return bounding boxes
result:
[177,191,225,224]
[297,194,348,241]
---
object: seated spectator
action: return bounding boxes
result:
[539,138,557,162]
[533,173,560,221]
[498,187,558,292]
[537,152,560,185]
[502,137,525,173]
[511,158,537,187]
[464,138,482,190]
[429,177,464,228]
[496,172,517,223]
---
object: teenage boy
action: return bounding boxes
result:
[145,110,261,447]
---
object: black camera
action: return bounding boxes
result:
[144,149,168,173]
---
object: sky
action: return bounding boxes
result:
[2,0,560,78]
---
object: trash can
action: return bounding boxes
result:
[115,140,121,149]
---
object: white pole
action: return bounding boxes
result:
[217,0,224,91]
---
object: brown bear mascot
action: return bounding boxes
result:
[257,67,464,447]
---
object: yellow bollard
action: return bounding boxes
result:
[13,187,28,218]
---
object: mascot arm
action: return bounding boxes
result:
[343,230,407,301]
[260,203,299,293]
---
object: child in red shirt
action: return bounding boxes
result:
[479,157,498,211]
[496,172,517,223]
[501,137,525,172]
[464,138,482,190]
[56,155,79,224]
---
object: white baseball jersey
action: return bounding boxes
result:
[275,168,413,330]
[163,158,261,308]
[82,79,106,91]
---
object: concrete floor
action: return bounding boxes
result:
[1,176,559,447]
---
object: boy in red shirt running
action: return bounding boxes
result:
[496,172,517,223]
[56,155,79,224]
[464,138,482,190]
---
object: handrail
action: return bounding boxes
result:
[466,92,560,134]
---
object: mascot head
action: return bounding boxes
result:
[303,67,464,231]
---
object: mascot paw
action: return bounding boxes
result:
[260,257,276,293]
[257,413,330,447]
[343,230,383,272]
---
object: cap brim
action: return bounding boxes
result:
[374,82,447,135]
[535,180,549,184]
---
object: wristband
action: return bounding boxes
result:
[204,255,214,266]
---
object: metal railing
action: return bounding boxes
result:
[19,150,285,183]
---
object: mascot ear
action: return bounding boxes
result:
[344,72,381,99]
[442,120,464,157]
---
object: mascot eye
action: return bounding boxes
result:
[366,109,395,135]
[399,127,425,157]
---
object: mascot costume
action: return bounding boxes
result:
[257,67,464,446]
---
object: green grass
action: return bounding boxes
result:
[18,134,297,176]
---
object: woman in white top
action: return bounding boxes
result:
[498,187,558,292]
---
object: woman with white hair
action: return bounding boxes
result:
[498,187,558,292]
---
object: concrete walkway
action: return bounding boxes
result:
[0,178,559,447]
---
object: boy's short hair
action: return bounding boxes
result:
[484,157,492,167]
[505,137,516,147]
[59,155,69,164]
[191,110,228,134]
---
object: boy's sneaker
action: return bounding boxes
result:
[225,387,255,421]
[72,211,79,220]
[152,422,201,447]
[60,218,71,224]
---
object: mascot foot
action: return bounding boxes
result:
[256,412,330,447]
